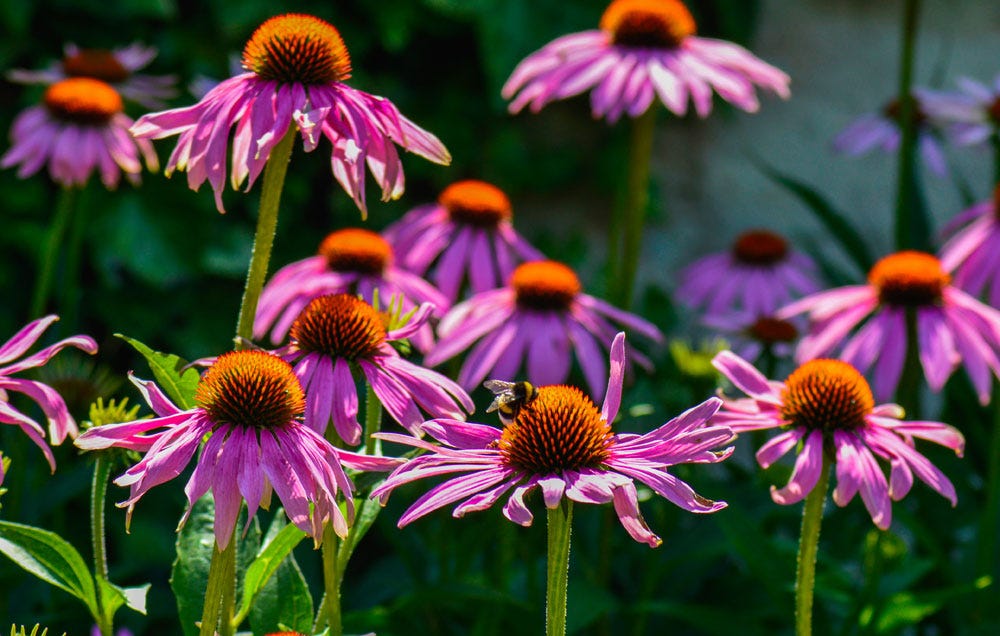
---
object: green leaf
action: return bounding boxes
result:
[247,515,313,635]
[759,164,875,276]
[171,495,262,636]
[0,520,98,617]
[238,516,307,620]
[96,578,150,626]
[116,334,200,410]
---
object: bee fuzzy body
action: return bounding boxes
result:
[483,379,537,426]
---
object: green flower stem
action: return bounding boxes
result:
[546,500,573,636]
[199,535,237,636]
[979,379,1000,588]
[613,106,658,308]
[91,455,112,636]
[60,187,89,331]
[795,453,831,636]
[893,0,923,251]
[234,127,297,347]
[30,186,76,319]
[896,308,922,418]
[320,523,343,636]
[364,380,382,455]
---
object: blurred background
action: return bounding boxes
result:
[0,0,997,633]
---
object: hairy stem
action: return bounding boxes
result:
[91,455,112,636]
[795,454,831,636]
[200,535,237,636]
[614,106,658,308]
[546,500,573,636]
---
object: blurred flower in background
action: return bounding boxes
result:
[712,352,964,529]
[384,179,545,303]
[940,185,1000,307]
[8,42,177,108]
[832,91,948,176]
[130,13,450,214]
[676,229,820,319]
[922,74,1000,148]
[702,312,800,363]
[780,251,1000,404]
[254,228,448,351]
[426,260,663,396]
[375,333,734,547]
[1,78,158,189]
[503,0,790,122]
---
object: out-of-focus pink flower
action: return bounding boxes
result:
[384,180,544,303]
[9,42,176,109]
[1,78,158,188]
[921,74,1000,147]
[676,229,820,319]
[131,13,449,215]
[275,294,473,445]
[374,333,734,547]
[75,350,397,548]
[426,260,662,397]
[939,185,1000,307]
[832,92,948,176]
[779,251,1000,405]
[712,352,964,529]
[0,315,97,484]
[503,0,789,122]
[254,228,448,352]
[702,312,800,363]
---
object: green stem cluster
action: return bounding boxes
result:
[91,456,112,636]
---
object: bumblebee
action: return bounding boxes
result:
[483,379,538,425]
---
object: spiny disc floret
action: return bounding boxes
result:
[242,13,352,85]
[195,350,305,430]
[290,294,387,360]
[780,359,874,433]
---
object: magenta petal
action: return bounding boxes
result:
[770,430,823,505]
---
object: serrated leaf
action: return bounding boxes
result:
[238,516,307,623]
[759,164,875,276]
[116,334,200,410]
[0,520,98,617]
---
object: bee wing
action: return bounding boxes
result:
[485,397,502,413]
[484,379,515,393]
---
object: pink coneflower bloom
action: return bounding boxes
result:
[130,13,450,215]
[383,180,545,303]
[702,312,800,363]
[275,294,473,445]
[920,74,1000,147]
[939,185,1000,306]
[254,228,448,352]
[711,352,964,529]
[0,315,97,484]
[502,0,790,122]
[676,229,821,318]
[373,332,733,547]
[832,92,947,177]
[8,42,176,109]
[779,251,1000,405]
[1,78,158,188]
[426,260,663,397]
[75,350,396,548]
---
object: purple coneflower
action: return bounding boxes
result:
[502,0,789,122]
[832,92,947,177]
[130,13,449,215]
[374,332,733,547]
[8,42,176,109]
[276,294,473,445]
[702,312,800,363]
[1,78,158,188]
[920,74,1000,147]
[712,352,964,529]
[780,251,1000,405]
[383,180,544,303]
[939,185,1000,306]
[426,260,663,397]
[0,315,97,484]
[676,229,821,318]
[254,228,447,352]
[75,350,396,548]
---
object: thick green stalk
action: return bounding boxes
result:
[614,106,658,308]
[31,186,76,319]
[896,308,922,419]
[546,500,573,636]
[320,524,343,636]
[234,128,297,346]
[91,455,112,636]
[795,454,831,636]
[199,535,237,636]
[892,0,924,251]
